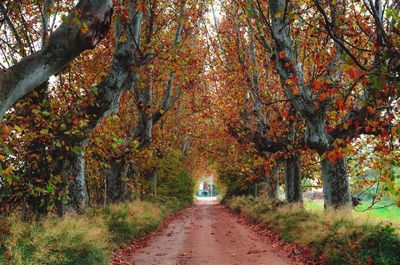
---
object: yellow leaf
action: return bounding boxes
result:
[119,34,127,43]
[274,10,283,18]
[80,22,89,33]
[4,165,14,175]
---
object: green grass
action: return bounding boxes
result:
[304,199,400,224]
[355,202,400,222]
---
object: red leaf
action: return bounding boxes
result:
[346,66,363,81]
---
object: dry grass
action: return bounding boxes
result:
[0,199,184,265]
[1,213,111,265]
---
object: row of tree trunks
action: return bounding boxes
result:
[238,7,303,205]
[268,0,351,210]
[257,159,302,204]
[103,0,187,203]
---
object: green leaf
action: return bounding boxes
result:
[47,183,56,194]
[14,125,22,132]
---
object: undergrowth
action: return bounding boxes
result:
[227,196,400,265]
[0,198,186,265]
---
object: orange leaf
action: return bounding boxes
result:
[312,80,323,91]
[279,51,286,59]
[318,92,329,101]
[136,3,146,13]
[292,85,300,95]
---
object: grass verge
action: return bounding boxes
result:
[0,198,189,265]
[227,196,400,265]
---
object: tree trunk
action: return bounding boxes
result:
[66,152,89,213]
[265,167,279,200]
[105,160,128,203]
[284,154,303,203]
[56,148,89,214]
[321,156,351,210]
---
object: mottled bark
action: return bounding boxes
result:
[0,0,113,119]
[105,160,133,203]
[284,154,303,203]
[321,156,351,210]
[63,152,89,213]
[53,142,89,214]
[83,11,143,132]
[105,161,123,203]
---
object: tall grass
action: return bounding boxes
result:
[0,199,185,265]
[0,215,110,265]
[227,196,400,265]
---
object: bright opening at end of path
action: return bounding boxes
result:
[195,175,219,204]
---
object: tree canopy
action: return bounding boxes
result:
[0,0,399,216]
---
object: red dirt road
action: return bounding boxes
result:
[130,198,294,265]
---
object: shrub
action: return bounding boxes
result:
[359,225,400,265]
[156,151,194,206]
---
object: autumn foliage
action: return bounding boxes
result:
[0,0,399,227]
[0,0,399,264]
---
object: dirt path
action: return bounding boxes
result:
[130,198,294,265]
